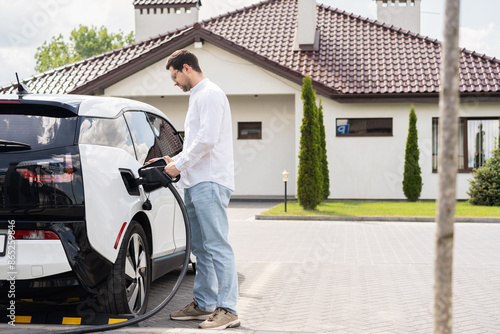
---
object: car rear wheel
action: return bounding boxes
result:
[104,221,150,315]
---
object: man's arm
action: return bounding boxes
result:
[173,90,225,171]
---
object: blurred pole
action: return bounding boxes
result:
[282,169,289,213]
[284,181,287,213]
[434,0,461,333]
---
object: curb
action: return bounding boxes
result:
[254,215,500,223]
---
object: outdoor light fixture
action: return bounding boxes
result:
[282,169,289,212]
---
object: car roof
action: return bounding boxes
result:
[0,94,167,119]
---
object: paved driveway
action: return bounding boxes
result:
[228,204,500,333]
[147,202,500,333]
[2,201,500,333]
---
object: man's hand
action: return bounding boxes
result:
[164,156,181,177]
[145,157,161,165]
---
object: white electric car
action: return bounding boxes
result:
[0,93,187,315]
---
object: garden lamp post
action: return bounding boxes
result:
[282,169,289,212]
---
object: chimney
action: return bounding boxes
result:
[376,0,421,33]
[134,0,202,42]
[296,0,319,51]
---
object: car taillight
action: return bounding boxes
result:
[14,230,59,240]
[0,101,21,104]
[16,153,75,184]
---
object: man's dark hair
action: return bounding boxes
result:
[166,49,202,73]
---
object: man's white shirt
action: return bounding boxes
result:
[174,78,235,191]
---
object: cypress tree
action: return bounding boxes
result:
[474,122,485,168]
[297,76,322,210]
[402,105,422,202]
[318,99,330,200]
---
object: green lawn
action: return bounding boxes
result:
[261,200,500,217]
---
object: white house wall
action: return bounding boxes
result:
[323,99,500,200]
[231,94,296,197]
[105,43,301,97]
[104,43,300,198]
[127,94,297,197]
[104,42,500,200]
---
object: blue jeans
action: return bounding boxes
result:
[184,182,239,315]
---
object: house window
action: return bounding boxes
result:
[238,122,262,139]
[336,118,392,136]
[432,118,499,172]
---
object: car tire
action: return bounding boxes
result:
[103,221,150,315]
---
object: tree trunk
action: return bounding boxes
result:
[434,0,461,333]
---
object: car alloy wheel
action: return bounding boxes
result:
[125,232,148,313]
[102,221,150,315]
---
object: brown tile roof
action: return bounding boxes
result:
[2,0,500,101]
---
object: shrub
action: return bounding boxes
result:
[467,148,500,206]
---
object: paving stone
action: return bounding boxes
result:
[2,203,500,333]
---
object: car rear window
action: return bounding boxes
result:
[1,114,78,151]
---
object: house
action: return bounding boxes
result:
[2,0,500,200]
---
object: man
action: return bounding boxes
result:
[163,49,240,330]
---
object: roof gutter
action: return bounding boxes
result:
[330,92,500,103]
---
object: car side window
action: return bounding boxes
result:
[78,116,135,157]
[146,113,183,157]
[124,111,162,164]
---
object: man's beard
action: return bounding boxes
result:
[179,78,192,92]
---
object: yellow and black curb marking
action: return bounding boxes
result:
[1,312,133,326]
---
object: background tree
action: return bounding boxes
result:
[318,99,330,200]
[297,76,322,210]
[34,34,72,72]
[402,105,422,201]
[467,148,500,206]
[35,25,134,72]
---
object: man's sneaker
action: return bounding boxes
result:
[198,307,240,330]
[170,300,213,320]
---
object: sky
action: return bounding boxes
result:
[0,0,499,87]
